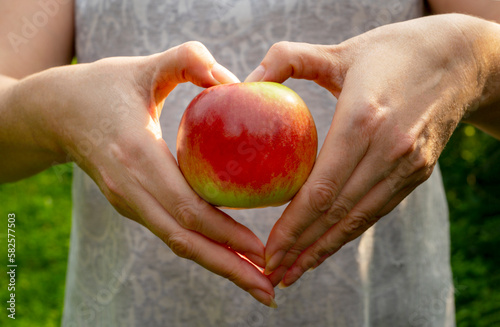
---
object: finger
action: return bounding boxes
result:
[149,41,239,105]
[279,166,430,287]
[151,219,275,306]
[124,179,276,306]
[268,142,401,273]
[265,162,388,283]
[376,167,434,218]
[94,159,275,306]
[151,139,267,267]
[267,265,288,287]
[244,42,353,274]
[279,147,434,285]
[108,131,267,268]
[263,93,372,274]
[263,70,422,273]
[294,107,436,251]
[244,41,347,96]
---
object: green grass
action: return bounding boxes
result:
[440,124,500,326]
[0,125,499,326]
[0,164,72,327]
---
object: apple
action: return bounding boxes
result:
[177,82,318,208]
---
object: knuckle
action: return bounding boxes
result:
[321,195,353,227]
[307,178,339,214]
[308,247,326,266]
[394,157,417,181]
[307,240,333,265]
[351,99,384,135]
[396,147,434,181]
[177,41,211,66]
[268,41,300,76]
[167,231,196,260]
[409,147,433,172]
[269,41,293,58]
[172,197,204,231]
[386,130,437,190]
[176,41,213,84]
[341,213,371,235]
[387,129,436,171]
[387,132,417,163]
[275,223,304,250]
[99,171,127,209]
[180,41,207,57]
[419,164,435,183]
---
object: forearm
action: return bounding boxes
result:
[457,15,500,138]
[429,0,500,24]
[0,72,67,183]
[427,2,500,138]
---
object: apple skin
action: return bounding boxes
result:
[177,82,318,209]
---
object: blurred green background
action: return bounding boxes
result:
[0,124,499,326]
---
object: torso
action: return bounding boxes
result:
[63,1,455,326]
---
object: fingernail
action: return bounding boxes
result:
[278,281,289,289]
[264,250,285,275]
[212,63,240,84]
[250,289,278,309]
[244,65,265,82]
[264,266,273,276]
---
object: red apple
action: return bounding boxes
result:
[177,82,317,209]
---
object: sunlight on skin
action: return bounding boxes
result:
[147,115,163,140]
[236,252,264,273]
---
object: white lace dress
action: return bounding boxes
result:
[63,1,455,326]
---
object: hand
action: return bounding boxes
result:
[16,42,276,306]
[245,14,497,287]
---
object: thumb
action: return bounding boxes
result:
[244,41,347,97]
[149,41,240,105]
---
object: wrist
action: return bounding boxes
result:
[0,69,70,182]
[17,71,68,158]
[452,14,500,135]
